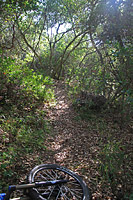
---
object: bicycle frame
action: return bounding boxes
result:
[0,180,68,200]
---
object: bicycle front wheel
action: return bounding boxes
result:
[28,164,91,200]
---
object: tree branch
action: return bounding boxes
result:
[1,23,15,50]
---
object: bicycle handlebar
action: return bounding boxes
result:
[0,180,69,200]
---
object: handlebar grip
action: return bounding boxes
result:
[0,193,6,200]
[4,186,16,200]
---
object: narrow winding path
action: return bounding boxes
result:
[19,80,132,199]
[41,80,104,199]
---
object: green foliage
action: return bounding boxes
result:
[0,1,132,198]
[0,56,53,190]
[99,141,125,192]
[0,0,40,13]
[1,57,54,101]
[100,141,124,180]
[99,138,133,199]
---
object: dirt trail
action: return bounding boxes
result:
[44,81,96,162]
[41,80,103,199]
[19,80,132,199]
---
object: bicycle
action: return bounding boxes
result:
[0,164,91,200]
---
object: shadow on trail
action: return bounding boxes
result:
[41,81,104,199]
[40,81,132,200]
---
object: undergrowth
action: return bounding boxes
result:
[73,103,133,199]
[0,57,54,191]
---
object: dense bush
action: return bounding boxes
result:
[0,56,54,189]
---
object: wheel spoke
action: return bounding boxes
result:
[55,187,61,200]
[59,187,69,200]
[47,185,56,200]
[59,186,71,200]
[51,169,60,179]
[28,164,90,200]
[63,185,82,199]
[69,181,82,187]
[41,170,55,180]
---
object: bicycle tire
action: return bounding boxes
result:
[28,164,91,200]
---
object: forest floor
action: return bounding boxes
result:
[25,80,132,199]
[0,80,133,200]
